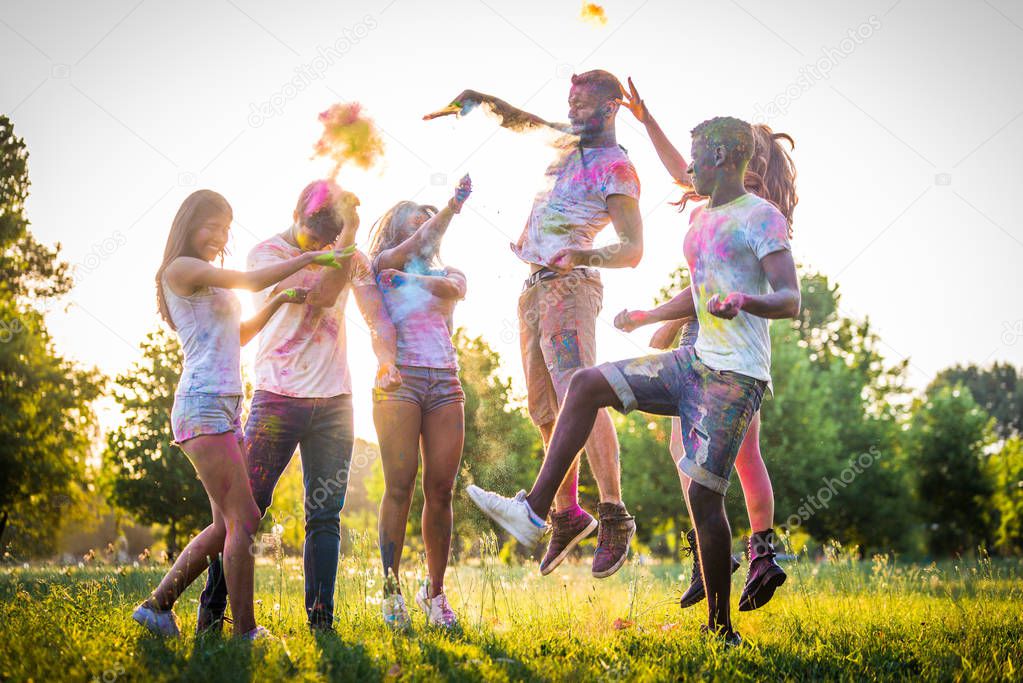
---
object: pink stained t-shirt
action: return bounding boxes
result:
[248,234,376,398]
[512,144,640,267]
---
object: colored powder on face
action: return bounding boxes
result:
[313,102,385,180]
[580,2,608,25]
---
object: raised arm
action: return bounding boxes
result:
[549,193,643,273]
[302,192,362,308]
[618,77,692,186]
[424,89,570,133]
[374,176,472,272]
[352,283,402,391]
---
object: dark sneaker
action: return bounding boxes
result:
[195,605,225,636]
[539,507,598,575]
[700,624,744,648]
[591,502,635,578]
[679,528,741,609]
[738,528,787,611]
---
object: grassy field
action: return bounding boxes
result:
[1,540,1021,682]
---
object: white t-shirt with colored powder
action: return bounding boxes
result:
[684,193,791,384]
[512,144,640,267]
[248,234,376,398]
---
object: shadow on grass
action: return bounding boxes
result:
[311,628,389,681]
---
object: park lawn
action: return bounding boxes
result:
[1,547,1020,682]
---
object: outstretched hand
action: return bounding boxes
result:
[614,309,648,332]
[615,77,649,124]
[423,90,484,120]
[707,292,746,320]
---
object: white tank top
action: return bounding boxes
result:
[162,275,242,396]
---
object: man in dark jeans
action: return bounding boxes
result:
[198,180,401,632]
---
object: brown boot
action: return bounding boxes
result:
[591,502,635,578]
[539,507,597,575]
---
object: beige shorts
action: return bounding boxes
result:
[518,269,602,427]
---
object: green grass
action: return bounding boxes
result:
[1,545,1021,682]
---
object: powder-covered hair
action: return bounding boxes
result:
[294,179,347,242]
[156,189,232,330]
[571,69,624,106]
[675,121,798,235]
[367,200,440,269]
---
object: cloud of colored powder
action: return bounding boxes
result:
[312,102,385,180]
[580,2,607,26]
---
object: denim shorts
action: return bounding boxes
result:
[170,393,243,445]
[597,347,765,495]
[373,365,464,414]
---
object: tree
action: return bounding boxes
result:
[930,363,1022,439]
[103,328,209,557]
[986,436,1023,555]
[0,116,103,558]
[905,386,994,556]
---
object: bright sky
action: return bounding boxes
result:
[3,0,1022,442]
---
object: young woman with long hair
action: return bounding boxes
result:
[369,176,471,630]
[133,189,339,639]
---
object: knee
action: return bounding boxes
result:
[227,501,261,537]
[423,481,454,509]
[383,482,415,509]
[567,368,607,407]
[687,481,720,515]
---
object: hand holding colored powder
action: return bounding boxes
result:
[423,90,482,120]
[311,244,357,268]
[281,287,309,303]
[378,268,408,288]
[448,174,472,213]
[375,363,403,391]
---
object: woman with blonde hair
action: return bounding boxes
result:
[133,189,340,639]
[614,79,798,613]
[369,176,471,630]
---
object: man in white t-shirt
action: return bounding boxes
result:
[468,117,800,645]
[198,180,401,632]
[430,71,643,578]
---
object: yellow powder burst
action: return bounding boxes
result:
[580,2,608,26]
[313,102,385,180]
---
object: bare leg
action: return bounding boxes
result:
[687,479,732,634]
[732,414,773,531]
[374,400,422,593]
[420,403,464,597]
[148,432,261,635]
[525,369,621,518]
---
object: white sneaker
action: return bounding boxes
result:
[466,486,546,548]
[132,603,180,637]
[415,584,458,629]
[241,626,274,641]
[382,593,411,630]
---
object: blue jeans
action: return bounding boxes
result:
[199,390,354,628]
